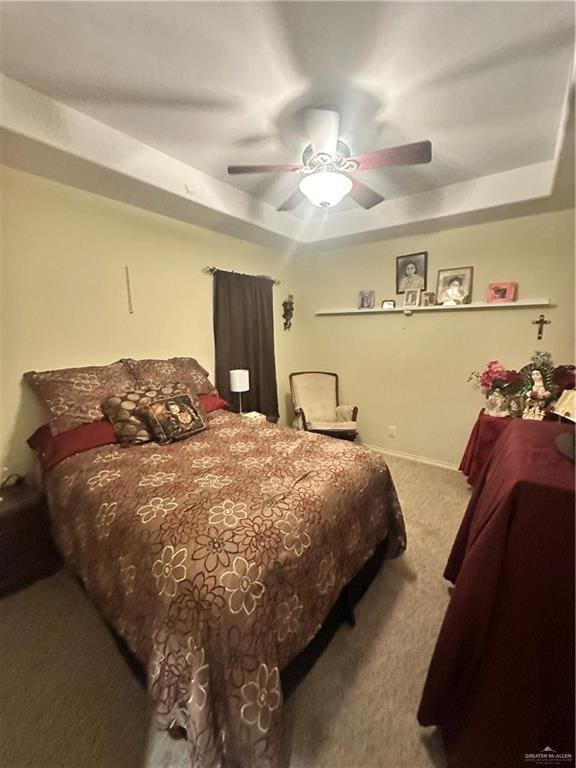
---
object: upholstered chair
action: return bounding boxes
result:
[289,372,358,440]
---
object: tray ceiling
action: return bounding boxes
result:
[0,1,574,245]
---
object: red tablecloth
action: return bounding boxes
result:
[419,420,575,768]
[458,410,511,486]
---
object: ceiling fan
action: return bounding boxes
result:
[227,108,432,218]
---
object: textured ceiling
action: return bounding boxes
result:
[0,1,573,238]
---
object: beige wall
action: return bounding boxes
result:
[0,166,297,473]
[287,209,575,466]
[1,165,574,474]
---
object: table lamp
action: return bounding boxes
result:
[229,369,249,414]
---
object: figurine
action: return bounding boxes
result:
[522,400,545,421]
[528,369,550,400]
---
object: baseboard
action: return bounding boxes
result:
[362,443,459,472]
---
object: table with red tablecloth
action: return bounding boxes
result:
[419,419,575,768]
[458,410,512,486]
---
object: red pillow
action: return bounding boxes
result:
[28,421,118,471]
[198,393,229,413]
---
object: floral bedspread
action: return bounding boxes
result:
[44,411,406,768]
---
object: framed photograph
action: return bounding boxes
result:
[507,394,525,418]
[396,251,427,294]
[403,288,421,308]
[436,267,474,305]
[358,290,375,309]
[381,299,396,309]
[421,291,436,307]
[487,282,517,304]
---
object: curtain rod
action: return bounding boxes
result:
[202,266,280,285]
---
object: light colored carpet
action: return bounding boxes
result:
[0,454,471,768]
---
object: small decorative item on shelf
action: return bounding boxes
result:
[358,290,375,309]
[381,299,396,309]
[487,282,517,303]
[469,351,575,419]
[421,291,436,307]
[403,288,421,308]
[282,295,294,330]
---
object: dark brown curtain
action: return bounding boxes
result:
[213,270,279,419]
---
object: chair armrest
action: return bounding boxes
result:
[292,406,310,431]
[336,404,358,422]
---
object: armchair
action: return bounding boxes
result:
[289,371,358,441]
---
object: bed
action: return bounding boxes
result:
[26,359,406,768]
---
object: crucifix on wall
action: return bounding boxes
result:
[532,314,550,340]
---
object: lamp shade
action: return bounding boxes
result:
[229,369,249,393]
[299,169,353,208]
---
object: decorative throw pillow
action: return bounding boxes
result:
[23,361,134,434]
[197,393,229,413]
[122,357,218,396]
[28,421,118,471]
[101,383,191,445]
[138,394,207,444]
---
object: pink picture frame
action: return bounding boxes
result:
[487,282,517,304]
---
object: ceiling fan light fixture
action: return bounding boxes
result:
[298,169,352,208]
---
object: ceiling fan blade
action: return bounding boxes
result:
[227,163,300,175]
[343,174,385,209]
[304,108,340,155]
[277,188,305,211]
[351,140,432,171]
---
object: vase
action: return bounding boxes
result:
[484,390,509,418]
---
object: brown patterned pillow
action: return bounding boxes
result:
[23,361,134,434]
[101,383,192,445]
[138,394,207,444]
[122,357,218,396]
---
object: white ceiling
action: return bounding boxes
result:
[0,1,574,244]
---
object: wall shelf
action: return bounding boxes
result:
[315,298,551,317]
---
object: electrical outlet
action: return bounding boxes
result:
[389,425,397,438]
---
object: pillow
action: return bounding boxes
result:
[28,421,118,471]
[122,357,218,396]
[23,361,134,434]
[101,383,191,445]
[198,393,229,413]
[138,394,207,444]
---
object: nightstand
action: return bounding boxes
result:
[0,482,60,596]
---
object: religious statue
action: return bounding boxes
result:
[282,295,294,331]
[522,401,545,421]
[518,359,554,409]
[528,369,550,400]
